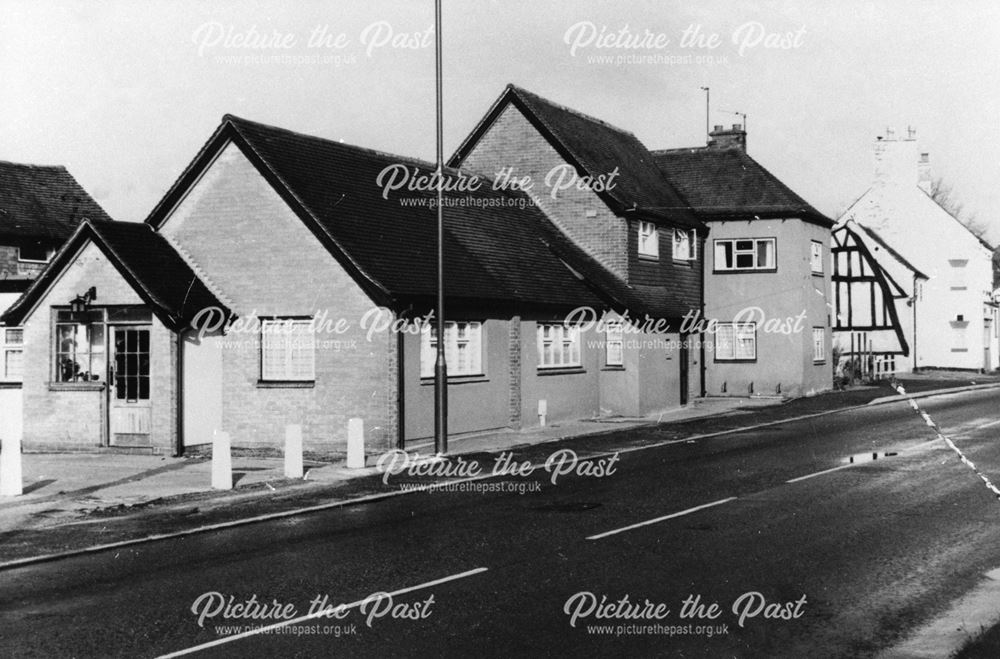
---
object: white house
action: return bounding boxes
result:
[836,132,999,372]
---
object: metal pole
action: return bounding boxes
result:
[433,0,448,455]
[700,87,709,140]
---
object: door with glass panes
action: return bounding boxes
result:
[108,325,152,446]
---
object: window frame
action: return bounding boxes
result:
[537,323,583,370]
[672,228,697,261]
[420,320,485,379]
[714,322,757,362]
[713,237,777,273]
[1,327,24,383]
[17,245,53,264]
[260,317,316,383]
[810,240,823,275]
[637,221,659,259]
[812,327,826,363]
[604,320,624,368]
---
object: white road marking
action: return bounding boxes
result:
[586,497,737,541]
[976,419,1000,429]
[786,464,855,483]
[156,567,489,658]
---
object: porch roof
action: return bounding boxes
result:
[1,220,230,330]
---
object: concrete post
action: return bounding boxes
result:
[0,434,23,497]
[347,418,365,469]
[211,429,232,490]
[284,424,304,479]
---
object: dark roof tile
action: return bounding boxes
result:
[0,161,114,241]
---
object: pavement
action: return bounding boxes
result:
[1,374,998,568]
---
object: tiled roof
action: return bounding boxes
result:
[0,161,113,241]
[146,115,690,319]
[2,220,229,330]
[450,85,702,230]
[652,147,832,226]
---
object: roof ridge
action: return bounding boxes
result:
[0,159,69,171]
[506,84,639,138]
[223,114,440,172]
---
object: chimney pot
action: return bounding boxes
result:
[713,124,724,131]
[732,123,742,130]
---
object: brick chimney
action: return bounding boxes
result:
[708,123,746,151]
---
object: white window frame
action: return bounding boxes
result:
[812,327,826,363]
[715,322,757,362]
[537,323,582,369]
[672,228,697,261]
[261,318,315,382]
[714,238,776,272]
[17,245,53,264]
[605,321,624,367]
[1,327,24,382]
[810,240,823,274]
[638,221,659,259]
[420,321,484,378]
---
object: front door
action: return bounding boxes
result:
[108,326,152,446]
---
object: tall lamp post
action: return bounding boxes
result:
[433,0,448,455]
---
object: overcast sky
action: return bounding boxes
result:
[2,0,998,243]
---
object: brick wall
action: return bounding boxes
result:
[457,104,629,280]
[0,243,51,279]
[159,142,396,454]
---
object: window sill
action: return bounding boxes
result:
[48,381,105,392]
[637,253,659,262]
[712,268,777,275]
[813,360,826,364]
[812,271,824,277]
[420,374,489,385]
[950,348,969,353]
[672,258,696,265]
[713,359,757,364]
[257,380,315,388]
[0,381,23,389]
[537,367,586,376]
[601,365,626,371]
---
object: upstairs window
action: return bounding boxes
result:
[420,321,483,378]
[1,327,23,382]
[638,221,659,259]
[18,244,53,263]
[673,228,697,261]
[810,241,823,274]
[714,238,776,272]
[538,323,581,369]
[261,319,315,382]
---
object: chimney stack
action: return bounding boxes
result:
[708,123,747,151]
[917,152,932,193]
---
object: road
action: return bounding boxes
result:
[3,389,1000,658]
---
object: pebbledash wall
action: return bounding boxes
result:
[159,142,396,453]
[704,218,832,398]
[20,242,177,451]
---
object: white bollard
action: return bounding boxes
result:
[284,424,303,479]
[211,429,233,490]
[0,434,23,497]
[346,418,365,469]
[538,399,548,427]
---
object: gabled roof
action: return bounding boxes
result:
[1,220,229,330]
[144,115,641,315]
[652,147,833,227]
[0,161,113,241]
[449,84,702,230]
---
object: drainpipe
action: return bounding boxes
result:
[699,233,707,397]
[396,324,405,450]
[175,331,184,457]
[912,276,918,372]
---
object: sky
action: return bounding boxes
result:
[2,0,999,243]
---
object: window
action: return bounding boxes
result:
[810,241,823,274]
[714,238,776,271]
[420,321,483,378]
[673,228,697,261]
[18,244,53,263]
[55,310,106,382]
[715,322,756,361]
[2,327,23,382]
[949,259,968,291]
[261,319,315,381]
[813,327,825,363]
[638,221,659,258]
[605,321,624,367]
[537,323,581,369]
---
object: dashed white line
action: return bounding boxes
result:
[156,567,490,658]
[586,497,737,541]
[785,464,855,483]
[976,419,1000,429]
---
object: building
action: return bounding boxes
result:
[653,125,834,397]
[0,161,113,441]
[837,132,999,372]
[3,115,701,454]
